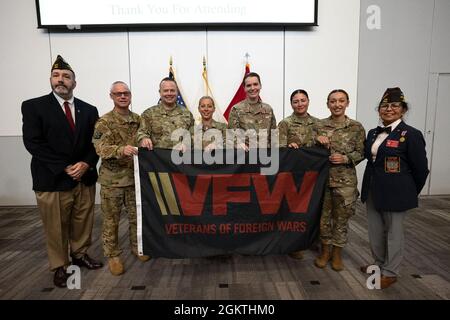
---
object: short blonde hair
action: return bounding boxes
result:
[198,96,215,107]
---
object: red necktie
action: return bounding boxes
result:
[63,101,75,132]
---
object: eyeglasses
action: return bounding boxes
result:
[379,103,402,110]
[111,91,131,97]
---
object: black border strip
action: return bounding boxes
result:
[35,0,319,30]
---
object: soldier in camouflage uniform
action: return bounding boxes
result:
[137,77,194,150]
[227,72,277,149]
[278,89,319,149]
[278,89,320,260]
[314,89,365,271]
[193,96,227,149]
[93,81,150,276]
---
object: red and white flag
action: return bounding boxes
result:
[223,63,250,121]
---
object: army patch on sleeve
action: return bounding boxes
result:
[385,156,400,173]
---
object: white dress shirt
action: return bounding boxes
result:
[53,92,75,124]
[371,118,402,161]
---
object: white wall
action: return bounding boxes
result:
[357,0,450,195]
[49,31,131,117]
[0,137,34,205]
[356,0,434,132]
[0,0,50,137]
[430,0,450,73]
[129,30,207,119]
[2,0,360,136]
[2,0,450,205]
[428,74,450,195]
[425,0,450,195]
[356,0,433,193]
[0,0,361,205]
[6,0,450,203]
[286,0,360,119]
[207,29,286,122]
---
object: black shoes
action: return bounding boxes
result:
[360,265,370,273]
[71,254,103,270]
[53,255,103,288]
[53,267,69,288]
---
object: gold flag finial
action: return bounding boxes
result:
[203,56,207,72]
[169,56,173,66]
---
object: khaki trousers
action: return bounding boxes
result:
[35,183,96,271]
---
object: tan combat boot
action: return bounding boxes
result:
[314,243,331,268]
[132,250,151,262]
[108,256,124,276]
[288,250,304,260]
[331,246,344,271]
[136,254,151,262]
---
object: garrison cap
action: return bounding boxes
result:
[380,87,405,104]
[51,55,74,75]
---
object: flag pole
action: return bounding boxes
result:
[202,56,208,95]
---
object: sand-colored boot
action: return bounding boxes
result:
[132,250,151,262]
[108,256,124,276]
[136,254,151,262]
[288,250,304,260]
[314,243,331,268]
[330,246,344,271]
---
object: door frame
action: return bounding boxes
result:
[424,72,450,195]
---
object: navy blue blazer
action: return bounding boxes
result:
[361,121,429,212]
[22,93,99,191]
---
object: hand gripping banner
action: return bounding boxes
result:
[134,148,329,258]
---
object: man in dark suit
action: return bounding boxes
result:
[22,55,103,288]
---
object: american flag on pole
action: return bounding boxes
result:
[168,56,187,108]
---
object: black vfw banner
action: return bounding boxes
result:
[134,148,329,258]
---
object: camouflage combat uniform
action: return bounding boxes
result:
[136,103,194,149]
[227,99,277,147]
[315,116,365,247]
[277,113,319,147]
[92,110,140,258]
[192,120,228,149]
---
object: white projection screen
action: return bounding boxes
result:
[36,0,318,28]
